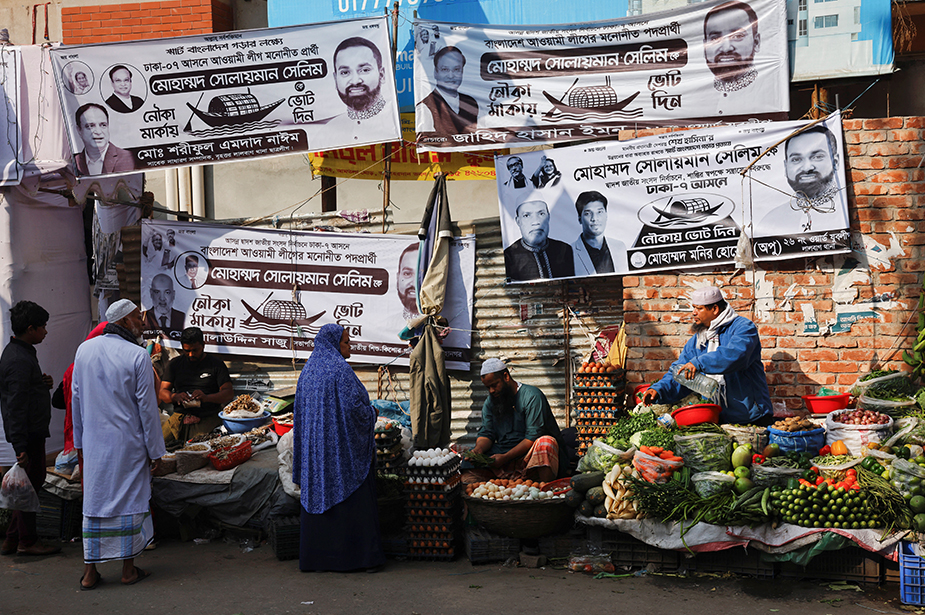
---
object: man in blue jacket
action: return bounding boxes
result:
[642,286,773,425]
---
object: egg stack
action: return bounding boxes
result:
[375,419,404,472]
[572,363,626,457]
[404,448,461,560]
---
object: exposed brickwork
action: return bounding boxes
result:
[623,118,925,411]
[61,0,231,44]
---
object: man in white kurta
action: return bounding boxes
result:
[72,300,166,589]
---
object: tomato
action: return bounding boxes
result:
[845,469,857,477]
[815,476,825,486]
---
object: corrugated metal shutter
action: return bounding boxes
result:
[122,211,624,447]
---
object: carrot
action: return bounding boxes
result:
[639,446,653,456]
[649,446,664,454]
[666,456,684,462]
[658,451,674,460]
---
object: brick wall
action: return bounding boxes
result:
[623,117,925,411]
[62,0,232,44]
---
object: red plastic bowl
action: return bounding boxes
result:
[671,403,721,426]
[802,393,850,414]
[633,384,651,405]
[272,417,293,436]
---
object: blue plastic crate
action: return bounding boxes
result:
[900,542,925,605]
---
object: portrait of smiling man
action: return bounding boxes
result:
[105,65,144,114]
[570,191,628,276]
[703,0,761,94]
[503,200,574,281]
[417,46,479,134]
[757,124,845,235]
[73,103,135,176]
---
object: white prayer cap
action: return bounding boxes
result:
[480,358,507,376]
[690,286,723,306]
[105,299,138,323]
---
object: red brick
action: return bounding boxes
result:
[777,336,818,349]
[857,208,893,221]
[837,374,860,385]
[897,209,925,221]
[131,25,154,33]
[856,130,888,144]
[843,119,864,130]
[81,6,101,13]
[161,16,183,23]
[90,28,114,35]
[905,118,925,129]
[864,118,905,130]
[852,184,891,196]
[892,129,923,142]
[868,170,910,183]
[625,288,659,300]
[849,156,886,170]
[111,26,133,34]
[871,195,912,208]
[819,361,859,373]
[868,143,911,156]
[798,349,839,361]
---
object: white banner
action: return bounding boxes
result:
[414,0,788,152]
[0,47,21,185]
[497,112,850,282]
[139,221,475,370]
[50,19,401,178]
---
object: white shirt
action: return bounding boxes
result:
[85,144,110,176]
[72,333,166,518]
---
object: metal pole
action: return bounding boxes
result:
[381,2,399,233]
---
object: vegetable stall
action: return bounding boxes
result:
[461,368,925,598]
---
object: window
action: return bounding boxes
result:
[799,0,807,9]
[854,6,861,23]
[851,32,859,41]
[814,14,838,28]
[629,0,642,15]
[799,19,808,36]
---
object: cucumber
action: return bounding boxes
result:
[586,486,606,506]
[578,499,595,517]
[570,471,605,493]
[593,504,608,518]
[564,489,583,508]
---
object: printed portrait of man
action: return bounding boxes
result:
[703,0,761,94]
[104,65,144,113]
[571,191,628,276]
[502,156,528,190]
[417,46,478,134]
[182,255,208,290]
[141,274,186,338]
[73,103,135,176]
[397,244,420,321]
[757,125,844,235]
[503,200,575,281]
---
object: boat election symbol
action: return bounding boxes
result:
[185,90,284,130]
[240,295,325,333]
[542,77,642,121]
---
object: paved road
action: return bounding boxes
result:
[0,538,907,614]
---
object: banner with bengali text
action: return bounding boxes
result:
[139,220,475,370]
[309,113,498,181]
[414,0,788,152]
[497,112,849,282]
[50,19,400,178]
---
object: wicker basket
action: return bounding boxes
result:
[209,440,253,471]
[463,494,574,540]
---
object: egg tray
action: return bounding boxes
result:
[407,547,456,561]
[407,529,457,543]
[406,484,461,500]
[403,457,461,477]
[404,475,461,491]
[406,521,456,534]
[405,498,457,511]
[375,426,400,438]
[406,510,457,523]
[376,442,403,458]
[375,433,401,448]
[376,457,407,472]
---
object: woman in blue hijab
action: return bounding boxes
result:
[293,323,385,572]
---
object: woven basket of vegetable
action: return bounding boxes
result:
[463,495,574,539]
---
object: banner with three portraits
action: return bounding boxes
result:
[413,0,788,152]
[48,18,401,178]
[496,112,850,282]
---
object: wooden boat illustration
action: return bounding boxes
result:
[543,77,640,118]
[652,198,722,224]
[185,91,284,128]
[241,297,325,327]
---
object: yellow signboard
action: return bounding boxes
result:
[309,113,499,181]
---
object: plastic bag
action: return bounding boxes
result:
[690,471,735,498]
[577,439,635,473]
[567,553,615,573]
[813,456,861,480]
[721,424,769,451]
[632,449,684,483]
[751,463,803,488]
[890,417,921,447]
[889,458,925,499]
[825,410,893,455]
[54,449,79,473]
[0,463,40,512]
[672,432,732,473]
[766,426,826,453]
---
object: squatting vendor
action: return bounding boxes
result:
[463,358,568,484]
[643,286,773,426]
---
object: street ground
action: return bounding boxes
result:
[0,535,913,615]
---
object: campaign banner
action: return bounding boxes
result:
[309,112,498,181]
[139,220,475,370]
[496,112,850,282]
[0,47,21,185]
[49,19,401,179]
[413,0,788,152]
